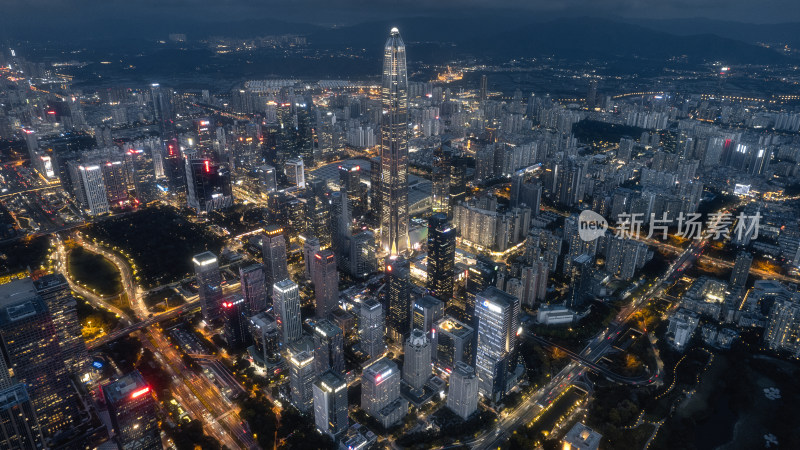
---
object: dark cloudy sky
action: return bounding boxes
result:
[0,0,797,40]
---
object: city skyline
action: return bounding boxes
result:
[0,9,798,450]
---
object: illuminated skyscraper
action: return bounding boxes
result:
[262,226,290,297]
[412,295,444,338]
[330,191,352,263]
[101,159,128,204]
[0,279,81,437]
[193,252,223,322]
[379,28,410,255]
[567,254,593,311]
[338,162,363,208]
[312,250,339,319]
[249,312,281,366]
[33,274,88,376]
[285,158,306,188]
[0,383,45,450]
[162,139,185,190]
[303,236,321,280]
[359,298,385,358]
[402,329,432,395]
[124,148,158,204]
[185,157,233,213]
[764,296,800,357]
[446,361,478,420]
[102,371,161,450]
[256,164,277,193]
[385,255,411,342]
[463,256,498,325]
[313,318,345,375]
[273,279,302,345]
[586,79,598,109]
[222,295,251,350]
[288,350,316,414]
[194,118,214,156]
[349,231,378,279]
[307,180,332,249]
[313,370,348,439]
[427,213,456,303]
[474,287,520,403]
[69,162,109,216]
[239,263,268,314]
[361,358,407,428]
[369,156,381,225]
[150,83,175,140]
[431,144,451,215]
[433,316,474,372]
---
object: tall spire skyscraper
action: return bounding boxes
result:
[379,27,410,255]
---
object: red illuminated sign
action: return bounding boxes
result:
[130,386,150,399]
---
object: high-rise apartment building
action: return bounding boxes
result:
[730,251,753,288]
[567,254,593,311]
[764,297,800,357]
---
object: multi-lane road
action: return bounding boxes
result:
[468,237,705,449]
[62,234,257,448]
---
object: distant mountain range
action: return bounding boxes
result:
[622,18,800,47]
[2,12,795,68]
[306,16,793,65]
